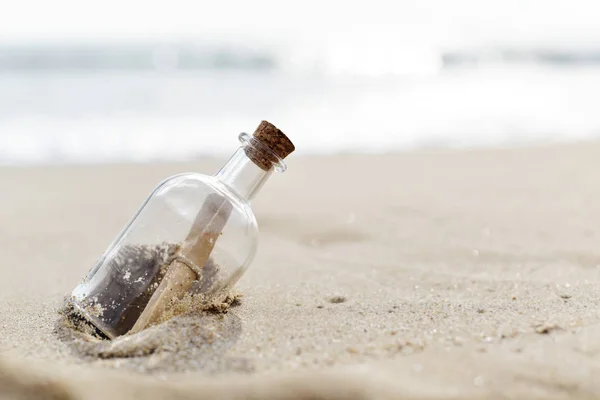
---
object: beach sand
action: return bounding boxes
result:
[1,142,600,399]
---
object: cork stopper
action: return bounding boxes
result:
[246,120,295,171]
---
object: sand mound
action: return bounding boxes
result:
[56,293,247,374]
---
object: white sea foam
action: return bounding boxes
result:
[1,64,600,165]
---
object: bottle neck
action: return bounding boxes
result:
[214,147,274,201]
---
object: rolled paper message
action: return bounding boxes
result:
[129,193,233,334]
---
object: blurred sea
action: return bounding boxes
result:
[2,40,600,165]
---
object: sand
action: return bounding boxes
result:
[2,142,600,399]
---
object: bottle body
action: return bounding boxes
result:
[68,122,295,339]
[70,173,258,338]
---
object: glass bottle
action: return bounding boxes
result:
[68,121,295,339]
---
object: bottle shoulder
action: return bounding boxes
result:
[156,172,213,187]
[152,172,258,231]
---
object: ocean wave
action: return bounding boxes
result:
[0,44,277,72]
[3,43,600,75]
[442,47,600,68]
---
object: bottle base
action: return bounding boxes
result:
[65,299,114,340]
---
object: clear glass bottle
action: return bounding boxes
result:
[68,121,295,339]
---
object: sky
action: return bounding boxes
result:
[1,0,599,48]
